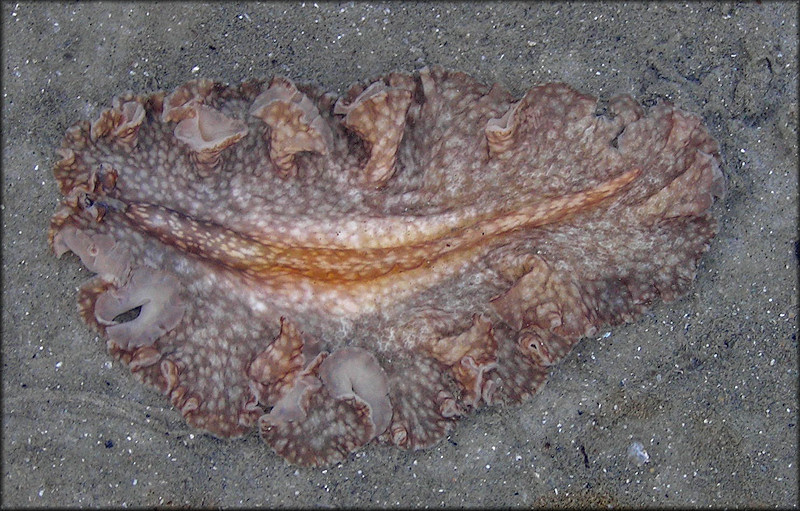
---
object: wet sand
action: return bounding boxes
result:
[3,2,797,507]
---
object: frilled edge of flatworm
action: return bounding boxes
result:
[48,66,725,467]
[333,74,415,187]
[51,223,184,354]
[250,326,394,466]
[249,76,334,178]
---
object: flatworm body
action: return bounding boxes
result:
[49,67,724,466]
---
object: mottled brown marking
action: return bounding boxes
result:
[48,67,724,467]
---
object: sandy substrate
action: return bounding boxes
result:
[3,2,797,507]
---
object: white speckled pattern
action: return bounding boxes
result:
[48,66,723,466]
